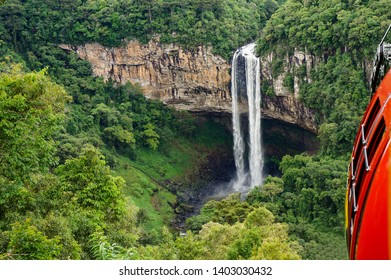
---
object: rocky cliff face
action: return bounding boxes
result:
[60,40,317,133]
[60,39,231,113]
[259,49,320,132]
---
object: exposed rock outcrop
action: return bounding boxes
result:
[259,48,320,132]
[60,40,318,133]
[60,39,231,113]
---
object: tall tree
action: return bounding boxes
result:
[0,66,70,183]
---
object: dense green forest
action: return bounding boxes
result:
[1,0,280,60]
[0,0,390,260]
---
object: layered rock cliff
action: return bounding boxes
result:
[60,39,317,133]
[60,39,231,113]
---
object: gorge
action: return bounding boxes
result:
[60,39,320,196]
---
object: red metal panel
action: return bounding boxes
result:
[346,69,391,259]
[355,140,390,259]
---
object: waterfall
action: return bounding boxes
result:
[231,43,263,192]
[231,48,248,189]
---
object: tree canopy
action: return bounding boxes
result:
[0,0,280,60]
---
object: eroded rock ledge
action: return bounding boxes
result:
[60,39,317,133]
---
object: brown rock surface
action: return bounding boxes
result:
[60,39,232,113]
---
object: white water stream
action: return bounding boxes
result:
[231,43,263,192]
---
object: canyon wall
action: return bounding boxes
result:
[60,39,318,133]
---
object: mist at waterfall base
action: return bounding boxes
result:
[206,43,264,201]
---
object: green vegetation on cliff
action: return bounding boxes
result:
[256,1,390,158]
[258,0,391,59]
[1,0,279,60]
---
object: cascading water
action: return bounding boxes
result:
[231,48,247,190]
[231,43,264,192]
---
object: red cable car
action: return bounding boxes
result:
[346,24,391,259]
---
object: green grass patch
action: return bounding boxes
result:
[131,118,233,183]
[133,138,196,182]
[112,154,176,235]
